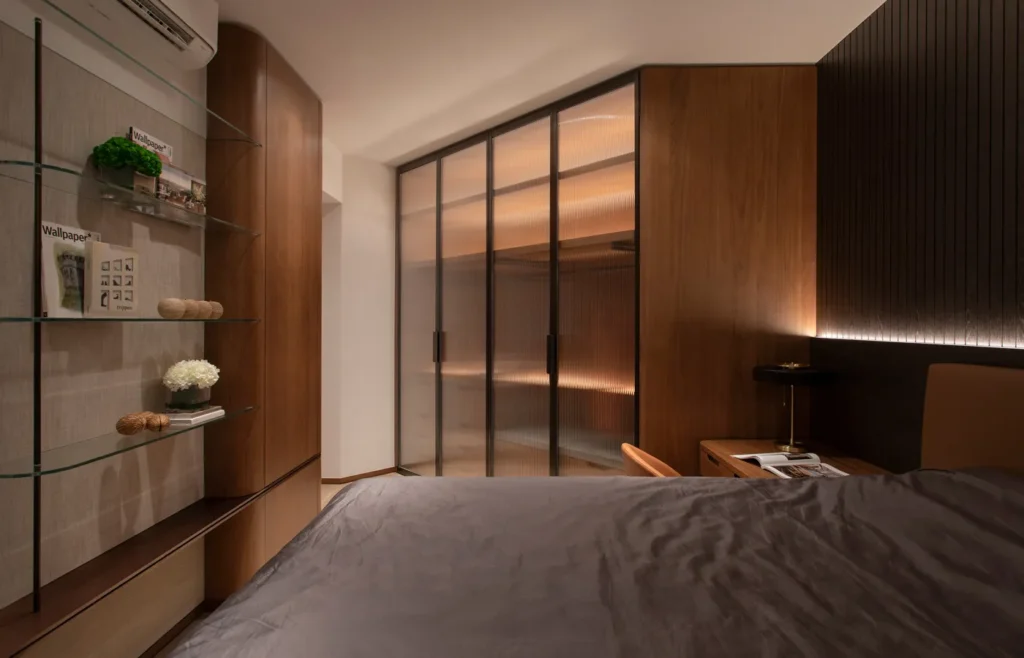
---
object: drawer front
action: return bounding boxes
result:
[700,448,737,478]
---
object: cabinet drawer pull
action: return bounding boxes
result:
[706,452,720,467]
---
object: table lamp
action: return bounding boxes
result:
[752,363,830,453]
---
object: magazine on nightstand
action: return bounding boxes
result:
[733,452,848,479]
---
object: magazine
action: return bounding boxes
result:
[733,452,847,479]
[41,222,101,318]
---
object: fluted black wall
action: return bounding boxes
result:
[813,0,1024,472]
[818,0,1022,347]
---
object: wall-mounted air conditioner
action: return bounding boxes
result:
[43,0,218,70]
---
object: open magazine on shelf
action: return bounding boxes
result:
[734,452,848,479]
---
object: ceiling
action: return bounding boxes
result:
[217,0,884,166]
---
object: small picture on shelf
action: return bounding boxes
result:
[124,291,133,302]
[85,241,139,317]
[125,258,134,272]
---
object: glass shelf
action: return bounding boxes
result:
[41,0,262,147]
[0,316,258,324]
[0,160,259,236]
[0,405,257,479]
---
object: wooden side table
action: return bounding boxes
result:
[699,439,888,479]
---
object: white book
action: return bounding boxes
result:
[167,408,225,426]
[41,222,101,318]
[733,452,847,479]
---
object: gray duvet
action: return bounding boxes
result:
[171,471,1024,657]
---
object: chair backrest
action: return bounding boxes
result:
[621,443,681,477]
[921,363,1024,473]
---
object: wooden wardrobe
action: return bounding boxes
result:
[203,24,323,599]
[395,65,816,478]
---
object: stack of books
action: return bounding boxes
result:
[166,405,225,427]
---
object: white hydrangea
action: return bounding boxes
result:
[163,359,220,392]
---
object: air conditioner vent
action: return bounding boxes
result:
[118,0,195,50]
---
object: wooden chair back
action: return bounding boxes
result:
[621,443,681,477]
[921,364,1024,473]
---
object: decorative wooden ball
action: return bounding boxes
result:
[195,300,213,319]
[181,299,199,319]
[157,298,186,319]
[209,301,224,319]
[146,413,170,431]
[116,414,146,435]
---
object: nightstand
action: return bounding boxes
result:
[699,439,888,479]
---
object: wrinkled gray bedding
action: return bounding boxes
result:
[171,471,1024,657]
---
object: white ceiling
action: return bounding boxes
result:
[217,0,884,166]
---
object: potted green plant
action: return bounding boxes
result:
[92,136,163,194]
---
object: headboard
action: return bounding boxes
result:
[921,364,1024,472]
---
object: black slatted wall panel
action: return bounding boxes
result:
[817,0,1022,347]
[813,0,1024,473]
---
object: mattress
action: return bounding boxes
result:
[170,470,1024,657]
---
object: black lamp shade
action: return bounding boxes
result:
[752,364,830,387]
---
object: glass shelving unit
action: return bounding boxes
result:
[0,13,263,640]
[0,405,258,479]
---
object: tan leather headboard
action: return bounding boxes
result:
[921,364,1024,472]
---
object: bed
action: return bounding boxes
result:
[170,365,1024,657]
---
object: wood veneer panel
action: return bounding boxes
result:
[0,496,254,656]
[638,67,816,476]
[204,498,265,603]
[204,24,268,497]
[264,458,320,559]
[264,46,323,484]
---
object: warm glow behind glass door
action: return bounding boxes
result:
[492,118,552,476]
[398,162,437,475]
[557,84,636,476]
[440,143,487,476]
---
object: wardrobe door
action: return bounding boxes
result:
[398,162,438,475]
[492,118,552,476]
[556,84,637,475]
[440,143,487,476]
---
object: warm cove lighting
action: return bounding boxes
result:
[816,332,1023,348]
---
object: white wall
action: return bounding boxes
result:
[321,154,395,478]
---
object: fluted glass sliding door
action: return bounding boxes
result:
[398,162,438,475]
[492,118,552,476]
[439,143,487,476]
[556,84,636,475]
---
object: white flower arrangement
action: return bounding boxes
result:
[163,359,220,392]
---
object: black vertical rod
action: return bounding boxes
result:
[435,157,443,476]
[394,170,403,470]
[32,17,43,613]
[485,138,495,477]
[633,73,641,447]
[549,113,559,477]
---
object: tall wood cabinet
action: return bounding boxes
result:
[397,66,816,476]
[204,24,322,598]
